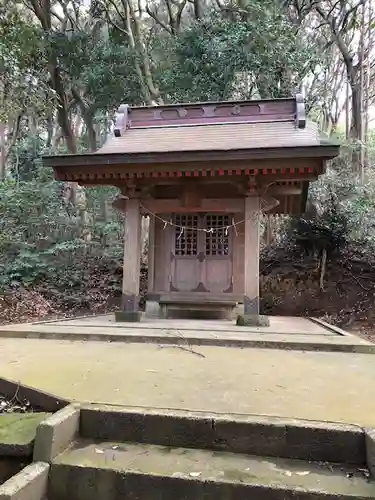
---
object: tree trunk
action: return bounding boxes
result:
[100,193,108,247]
[85,113,97,152]
[345,80,350,140]
[364,0,372,167]
[358,1,366,180]
[51,67,77,154]
[125,0,163,104]
[0,123,6,181]
[28,0,90,239]
[46,113,54,148]
[194,0,202,19]
[347,70,361,141]
[0,116,21,180]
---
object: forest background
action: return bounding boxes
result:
[1,0,375,339]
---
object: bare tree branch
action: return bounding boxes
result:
[146,5,173,34]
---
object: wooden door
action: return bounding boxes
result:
[203,214,233,293]
[170,214,201,291]
[170,213,233,293]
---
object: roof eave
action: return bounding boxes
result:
[43,144,340,169]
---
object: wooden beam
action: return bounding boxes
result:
[268,186,302,195]
[55,157,324,183]
[140,198,245,214]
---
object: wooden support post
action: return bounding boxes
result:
[116,198,142,322]
[242,196,262,322]
[147,215,155,293]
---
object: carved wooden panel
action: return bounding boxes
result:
[174,214,198,256]
[128,98,296,127]
[205,215,230,256]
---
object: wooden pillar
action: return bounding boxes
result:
[147,215,155,293]
[243,196,260,316]
[116,198,142,322]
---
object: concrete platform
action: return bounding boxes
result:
[1,338,375,426]
[1,315,373,353]
[0,315,374,428]
[0,315,340,336]
[1,316,375,500]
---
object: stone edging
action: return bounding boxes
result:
[0,377,69,413]
[0,329,374,353]
[308,317,358,338]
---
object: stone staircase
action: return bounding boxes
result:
[2,404,375,500]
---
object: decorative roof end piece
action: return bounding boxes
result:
[295,94,306,129]
[114,104,129,137]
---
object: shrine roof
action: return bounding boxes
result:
[96,121,320,155]
[44,95,340,170]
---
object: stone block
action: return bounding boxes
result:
[114,311,142,322]
[80,407,216,449]
[145,301,164,319]
[284,421,365,464]
[365,428,375,477]
[79,406,365,464]
[0,462,49,500]
[236,314,270,327]
[33,405,80,463]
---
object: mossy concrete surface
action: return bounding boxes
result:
[1,339,375,427]
[0,414,50,456]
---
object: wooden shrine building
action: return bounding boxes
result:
[45,95,339,323]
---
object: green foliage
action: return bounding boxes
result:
[1,0,374,321]
[289,208,349,257]
[50,29,142,113]
[155,2,314,102]
[0,171,123,294]
[8,136,47,182]
[288,141,375,256]
[0,3,51,122]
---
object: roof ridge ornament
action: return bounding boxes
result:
[295,94,306,129]
[114,104,129,137]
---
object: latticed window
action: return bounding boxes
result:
[205,214,230,256]
[174,214,198,256]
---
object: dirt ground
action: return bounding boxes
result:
[350,323,375,344]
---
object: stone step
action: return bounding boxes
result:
[158,293,242,303]
[79,405,366,465]
[49,439,375,500]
